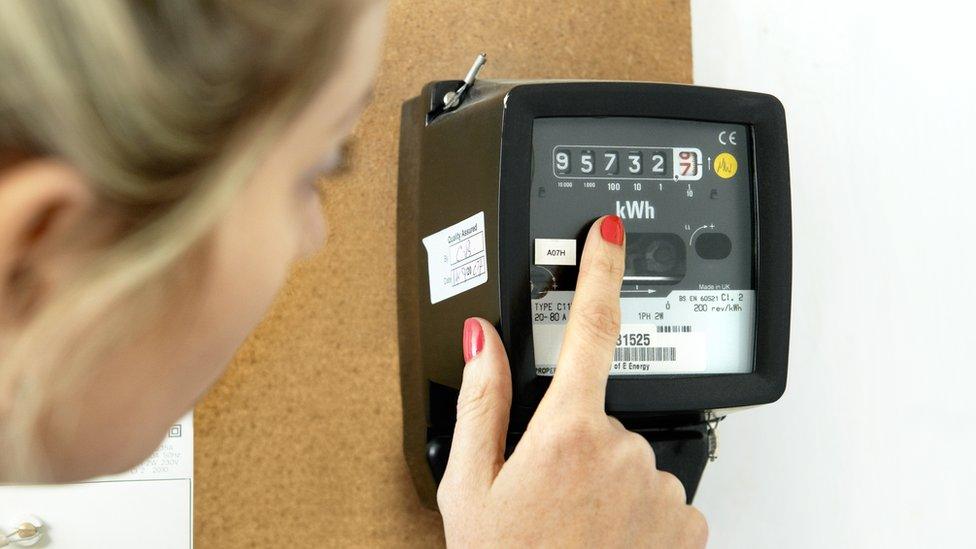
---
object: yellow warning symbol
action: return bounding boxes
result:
[714,152,738,179]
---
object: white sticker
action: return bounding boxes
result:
[613,324,706,374]
[422,211,488,304]
[532,322,707,376]
[534,238,577,266]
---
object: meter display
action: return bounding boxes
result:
[530,117,755,376]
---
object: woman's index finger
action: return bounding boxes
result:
[541,215,626,413]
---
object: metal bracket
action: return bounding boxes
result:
[427,53,487,121]
[704,411,725,462]
[442,53,487,111]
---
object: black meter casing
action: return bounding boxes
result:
[397,80,791,508]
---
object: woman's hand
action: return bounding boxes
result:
[438,215,708,548]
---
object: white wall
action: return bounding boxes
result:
[691,1,976,547]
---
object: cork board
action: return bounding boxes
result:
[194,1,692,546]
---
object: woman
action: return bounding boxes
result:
[0,1,706,546]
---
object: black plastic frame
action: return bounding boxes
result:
[497,82,791,414]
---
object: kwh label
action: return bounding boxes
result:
[616,200,656,220]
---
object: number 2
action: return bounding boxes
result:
[650,153,665,174]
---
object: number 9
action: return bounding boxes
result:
[554,150,570,174]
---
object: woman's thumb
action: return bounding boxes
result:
[440,318,512,494]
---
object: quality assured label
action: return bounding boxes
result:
[422,211,488,304]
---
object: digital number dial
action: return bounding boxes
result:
[580,150,594,174]
[627,151,642,174]
[552,146,701,181]
[677,149,700,178]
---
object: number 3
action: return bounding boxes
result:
[628,152,641,174]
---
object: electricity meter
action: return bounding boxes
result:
[397,59,791,507]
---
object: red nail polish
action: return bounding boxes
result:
[600,215,624,246]
[463,318,485,362]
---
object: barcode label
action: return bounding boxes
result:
[656,325,692,333]
[613,346,677,362]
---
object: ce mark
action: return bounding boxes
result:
[719,130,738,146]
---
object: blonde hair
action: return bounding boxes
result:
[0,0,368,480]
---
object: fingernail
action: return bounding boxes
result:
[462,318,485,363]
[600,215,624,246]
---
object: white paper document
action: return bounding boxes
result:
[0,413,194,548]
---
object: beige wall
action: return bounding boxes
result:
[195,1,692,546]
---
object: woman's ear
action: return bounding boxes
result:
[0,159,96,324]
